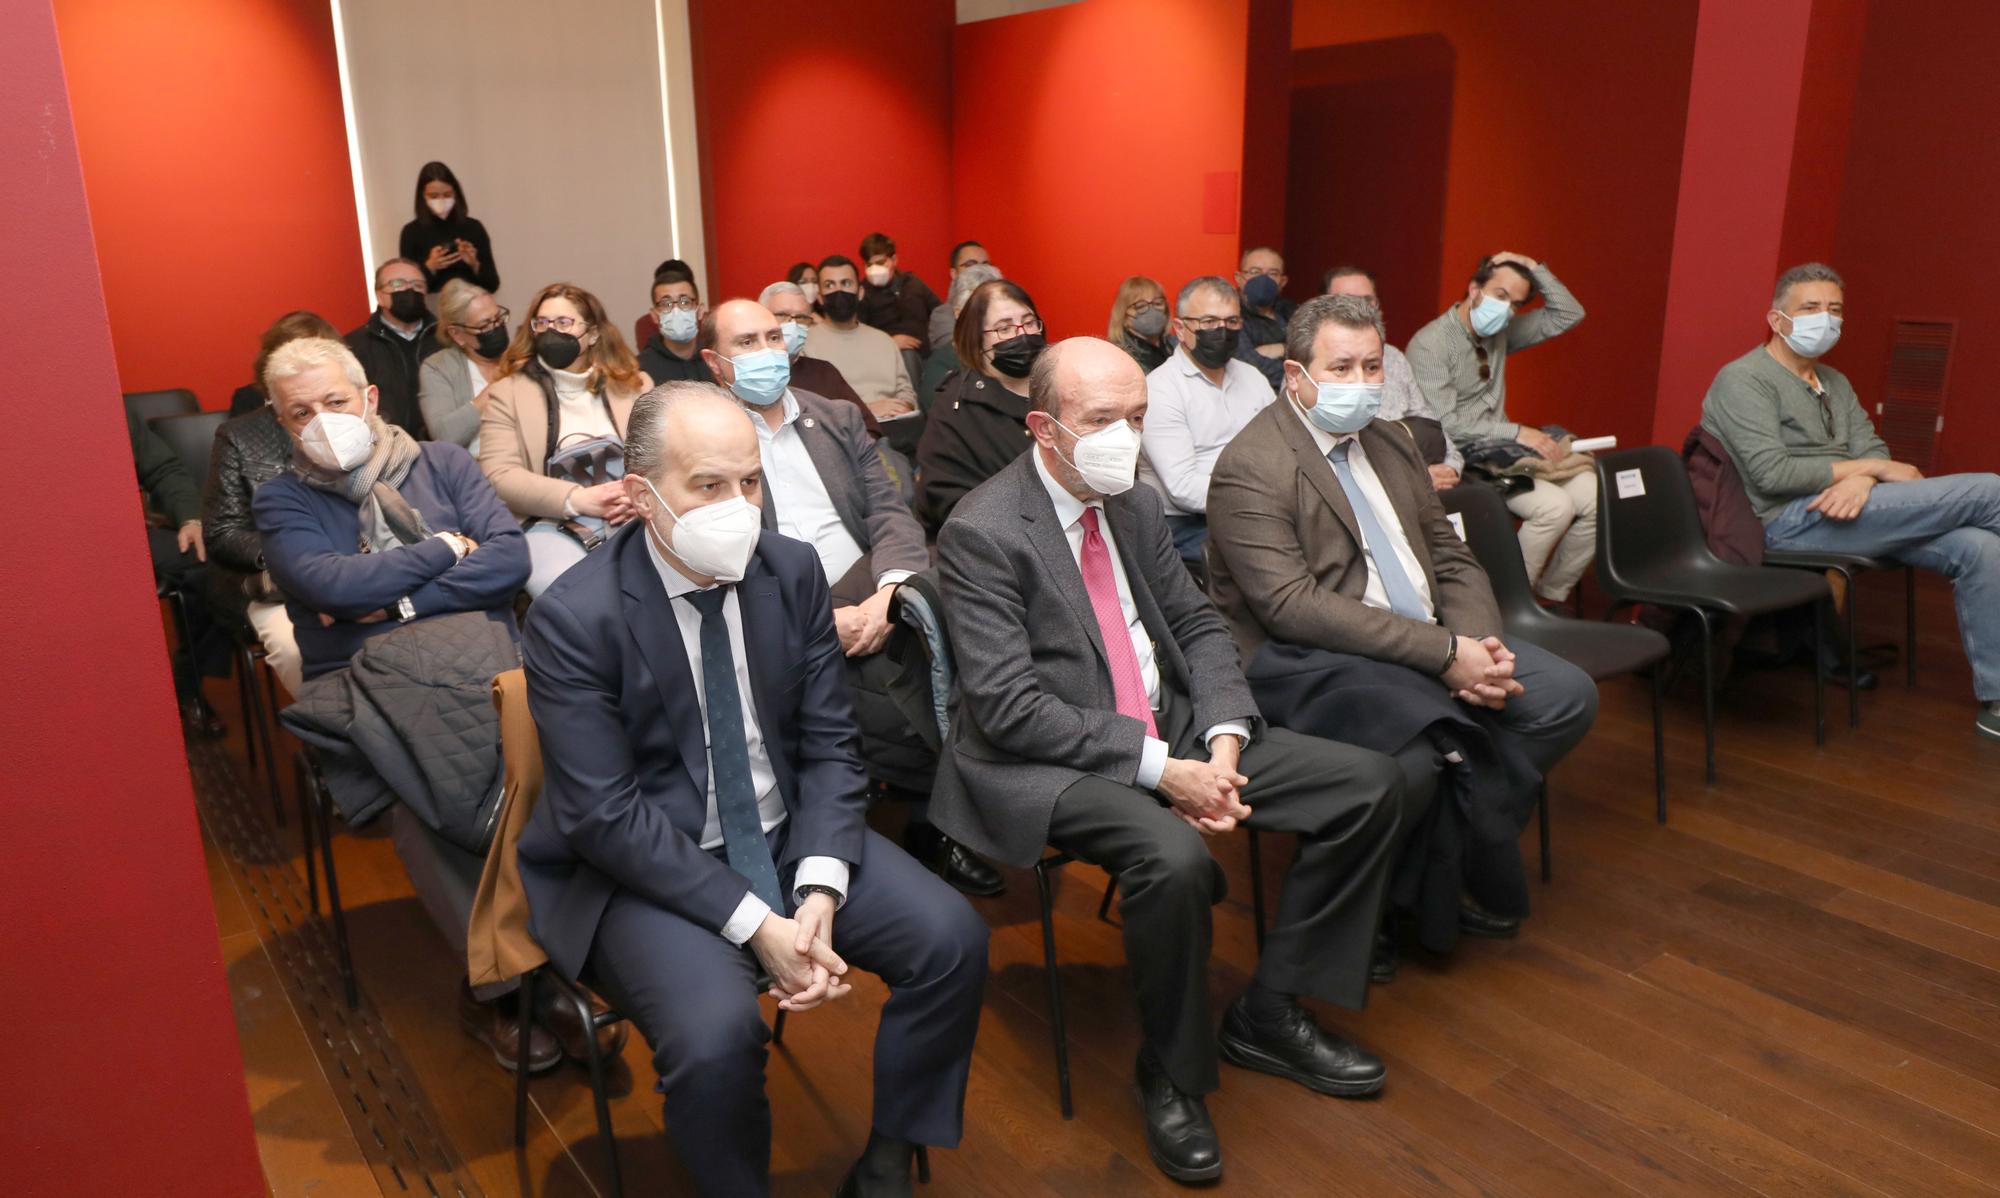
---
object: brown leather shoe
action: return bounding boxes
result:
[459,980,561,1074]
[540,985,630,1065]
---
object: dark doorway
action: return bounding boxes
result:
[1284,35,1453,346]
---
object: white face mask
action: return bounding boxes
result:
[427,195,455,221]
[1779,310,1842,358]
[298,406,376,473]
[1052,417,1141,496]
[864,264,894,288]
[799,282,820,306]
[638,478,760,583]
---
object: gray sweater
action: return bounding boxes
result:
[1699,345,1890,523]
[1405,263,1585,444]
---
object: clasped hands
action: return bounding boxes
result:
[1158,735,1251,838]
[750,892,851,1012]
[1445,635,1526,710]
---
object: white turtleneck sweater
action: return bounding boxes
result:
[549,365,617,443]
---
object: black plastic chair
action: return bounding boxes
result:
[124,387,199,428]
[1593,447,1831,785]
[148,410,226,485]
[1760,548,1920,723]
[293,748,357,1009]
[229,632,286,827]
[1442,484,1672,832]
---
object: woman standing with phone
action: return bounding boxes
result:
[398,161,500,295]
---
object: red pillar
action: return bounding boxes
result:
[0,3,264,1193]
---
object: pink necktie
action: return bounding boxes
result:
[1077,508,1159,738]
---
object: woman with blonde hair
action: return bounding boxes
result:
[478,282,652,595]
[1108,275,1172,374]
[419,279,510,451]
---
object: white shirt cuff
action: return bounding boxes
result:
[1137,736,1168,790]
[792,856,850,909]
[874,568,915,591]
[430,531,468,561]
[718,891,771,946]
[1203,723,1251,752]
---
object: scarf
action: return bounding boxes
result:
[294,415,434,550]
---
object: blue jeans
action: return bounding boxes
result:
[1165,513,1208,562]
[1764,473,2000,700]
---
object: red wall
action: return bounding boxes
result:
[0,2,263,1193]
[1290,0,1699,450]
[1827,1,2000,477]
[690,0,956,305]
[55,0,367,412]
[953,0,1252,340]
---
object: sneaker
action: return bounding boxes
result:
[1977,701,2000,742]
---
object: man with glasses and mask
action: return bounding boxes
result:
[517,382,988,1197]
[756,279,878,436]
[1407,251,1590,603]
[345,258,444,438]
[1138,275,1276,561]
[930,337,1407,1184]
[1704,263,2000,741]
[638,262,714,385]
[805,255,919,425]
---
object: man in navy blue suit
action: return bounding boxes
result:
[517,382,988,1198]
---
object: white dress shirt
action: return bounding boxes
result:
[644,529,849,945]
[1288,400,1436,621]
[752,391,912,592]
[1031,451,1249,787]
[1138,346,1276,516]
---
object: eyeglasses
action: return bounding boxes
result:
[530,315,590,334]
[780,312,817,327]
[1126,298,1166,315]
[956,257,990,270]
[1474,344,1490,382]
[381,279,426,294]
[455,306,510,334]
[653,296,698,313]
[984,315,1044,339]
[1180,315,1244,332]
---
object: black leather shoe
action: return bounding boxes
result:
[1457,897,1520,939]
[538,984,629,1065]
[1370,926,1400,984]
[833,1139,916,1198]
[180,696,226,739]
[1828,664,1879,690]
[905,823,1005,897]
[1135,1052,1222,1182]
[459,980,560,1074]
[1217,995,1385,1097]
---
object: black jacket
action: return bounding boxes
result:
[913,368,1033,534]
[345,311,444,437]
[201,406,293,620]
[861,271,941,347]
[1119,332,1173,376]
[636,336,712,386]
[398,215,500,294]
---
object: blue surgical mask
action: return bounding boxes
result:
[661,307,699,343]
[1469,293,1512,337]
[1294,371,1384,435]
[780,319,809,360]
[1779,310,1841,358]
[725,347,790,406]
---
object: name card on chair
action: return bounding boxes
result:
[1615,468,1646,499]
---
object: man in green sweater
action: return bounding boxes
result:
[1701,262,2000,740]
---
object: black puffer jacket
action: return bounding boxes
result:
[913,368,1034,534]
[201,405,293,623]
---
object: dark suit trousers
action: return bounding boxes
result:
[1047,686,1408,1097]
[583,825,988,1198]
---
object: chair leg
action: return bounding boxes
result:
[1651,667,1668,824]
[915,1144,932,1185]
[1695,609,1718,785]
[515,968,538,1146]
[1033,862,1074,1119]
[567,979,624,1198]
[312,768,358,1010]
[1842,569,1861,729]
[1905,565,1918,687]
[771,1007,787,1046]
[245,659,284,829]
[236,646,258,771]
[1537,782,1551,883]
[1246,830,1267,954]
[294,753,318,914]
[1096,877,1117,924]
[260,660,286,826]
[1812,599,1827,747]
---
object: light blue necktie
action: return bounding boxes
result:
[1327,441,1430,621]
[680,587,785,911]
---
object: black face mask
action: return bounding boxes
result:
[822,290,861,322]
[988,332,1047,379]
[472,323,510,359]
[1189,325,1239,369]
[387,290,427,323]
[534,329,583,370]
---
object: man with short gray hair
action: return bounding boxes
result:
[1702,263,2000,739]
[756,279,876,433]
[1138,275,1276,560]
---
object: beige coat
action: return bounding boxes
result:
[466,668,548,988]
[476,371,647,520]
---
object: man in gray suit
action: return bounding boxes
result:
[930,337,1412,1183]
[704,299,1004,898]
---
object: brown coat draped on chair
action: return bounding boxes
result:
[467,668,548,988]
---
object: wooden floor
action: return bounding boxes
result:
[198,570,2000,1197]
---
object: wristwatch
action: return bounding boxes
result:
[396,595,417,623]
[795,884,842,905]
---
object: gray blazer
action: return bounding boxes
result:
[929,452,1261,867]
[417,346,488,450]
[764,389,930,586]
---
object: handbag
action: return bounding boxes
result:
[535,433,625,551]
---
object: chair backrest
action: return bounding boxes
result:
[1438,483,1562,638]
[1592,445,1721,599]
[890,569,956,746]
[467,668,550,987]
[150,411,227,488]
[124,388,199,427]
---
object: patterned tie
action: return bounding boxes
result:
[680,588,784,911]
[1327,441,1430,621]
[1076,508,1159,737]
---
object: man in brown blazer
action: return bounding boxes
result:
[1206,294,1598,964]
